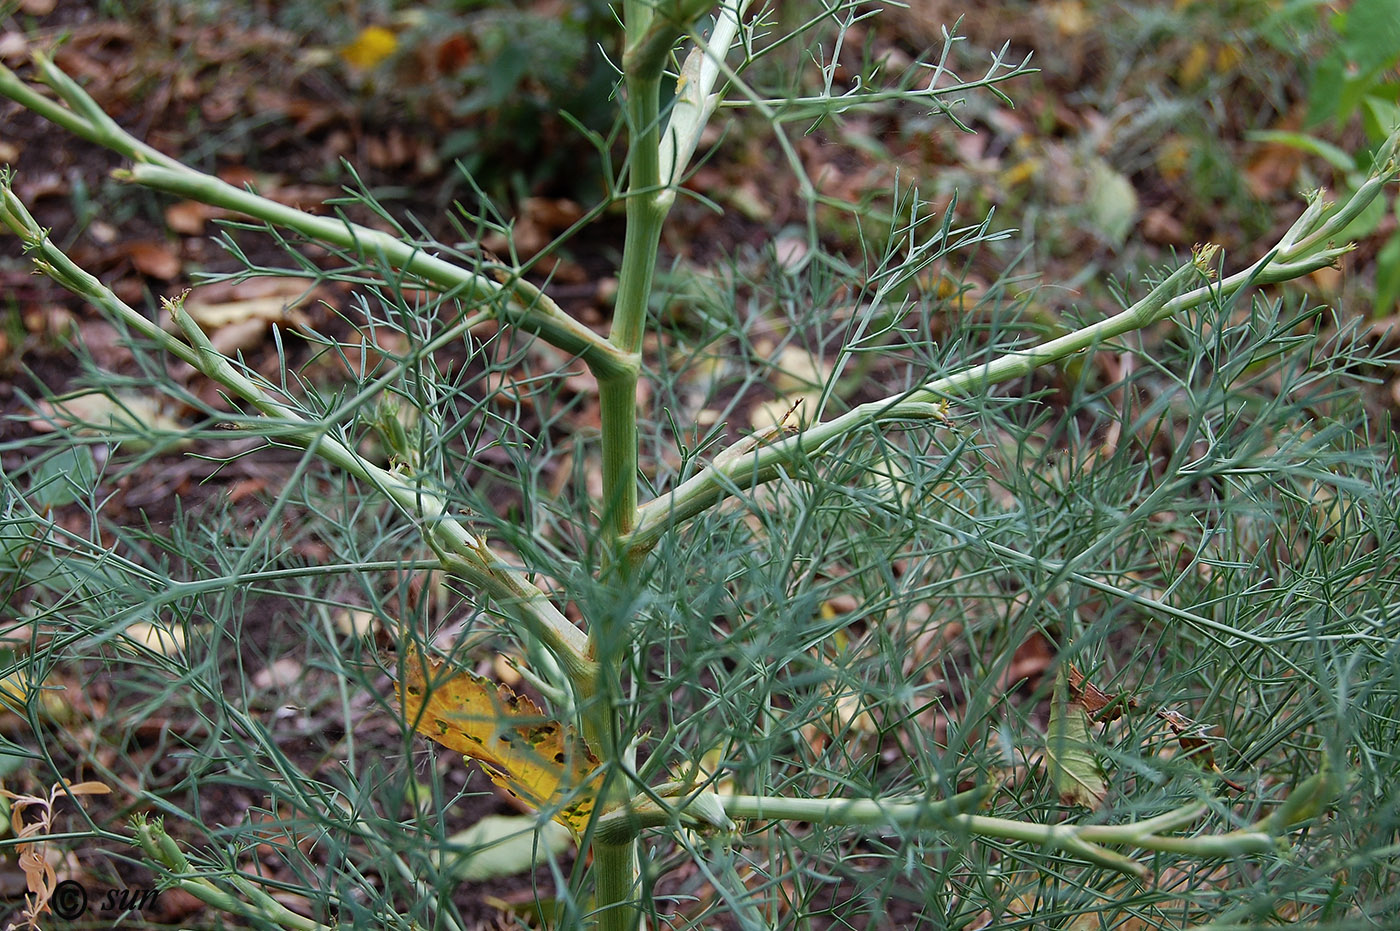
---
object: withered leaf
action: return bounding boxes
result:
[1156,708,1245,792]
[396,646,602,832]
[126,240,181,280]
[1047,668,1107,810]
[1067,664,1139,723]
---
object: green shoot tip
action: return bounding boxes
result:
[1191,243,1221,275]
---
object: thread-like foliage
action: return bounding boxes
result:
[2,4,1398,930]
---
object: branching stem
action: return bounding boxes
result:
[0,58,630,382]
[624,147,1399,554]
[0,183,596,687]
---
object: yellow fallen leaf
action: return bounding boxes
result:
[1178,42,1210,88]
[0,672,28,704]
[1214,43,1243,75]
[1043,0,1090,37]
[1047,668,1107,809]
[397,647,601,832]
[341,25,398,70]
[123,622,186,656]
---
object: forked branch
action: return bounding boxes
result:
[624,140,1400,556]
[0,54,633,382]
[0,181,596,687]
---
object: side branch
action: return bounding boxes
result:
[658,0,753,194]
[0,55,632,382]
[0,182,595,685]
[594,788,1299,880]
[626,148,1399,556]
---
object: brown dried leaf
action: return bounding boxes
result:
[165,201,212,235]
[58,782,111,798]
[126,240,181,280]
[210,316,275,355]
[1067,664,1138,723]
[2,780,112,927]
[1005,632,1054,689]
[30,392,186,444]
[1156,708,1246,792]
[182,276,312,328]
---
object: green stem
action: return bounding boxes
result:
[599,69,664,545]
[589,44,664,931]
[622,0,717,80]
[590,8,723,927]
[718,789,990,829]
[132,815,327,931]
[122,162,626,378]
[593,842,638,931]
[0,183,596,687]
[602,0,736,547]
[594,790,1281,880]
[0,58,628,382]
[958,811,1277,860]
[0,54,180,169]
[726,796,1277,878]
[594,785,994,844]
[623,153,1395,554]
[598,375,644,541]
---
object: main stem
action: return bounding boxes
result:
[599,69,664,543]
[590,3,677,924]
